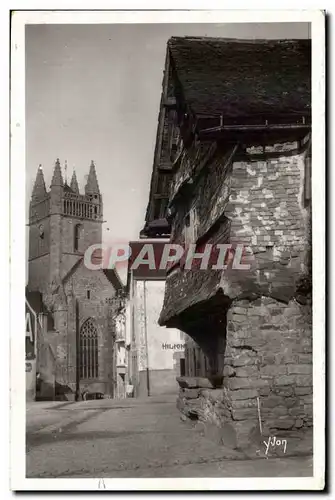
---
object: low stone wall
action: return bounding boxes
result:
[37,343,56,400]
[177,296,312,450]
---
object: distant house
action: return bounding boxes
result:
[126,240,185,398]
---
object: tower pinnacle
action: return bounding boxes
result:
[85,160,100,195]
[70,170,79,193]
[51,158,64,187]
[31,164,47,201]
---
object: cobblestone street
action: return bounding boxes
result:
[26,396,313,478]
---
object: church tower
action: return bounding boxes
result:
[28,159,103,293]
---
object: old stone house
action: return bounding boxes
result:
[27,159,125,400]
[144,37,312,448]
[126,240,185,398]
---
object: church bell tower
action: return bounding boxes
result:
[28,159,103,293]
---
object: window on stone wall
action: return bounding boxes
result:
[74,223,83,252]
[80,318,98,379]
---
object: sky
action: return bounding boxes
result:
[26,22,310,267]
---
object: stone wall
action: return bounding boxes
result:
[225,143,311,277]
[162,140,311,320]
[176,294,312,449]
[167,141,312,448]
[36,341,56,400]
[178,294,312,446]
[28,254,51,293]
[28,210,51,261]
[72,266,117,396]
[43,266,118,399]
[224,297,312,445]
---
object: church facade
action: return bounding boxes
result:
[27,159,125,400]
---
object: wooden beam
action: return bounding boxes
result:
[200,123,311,136]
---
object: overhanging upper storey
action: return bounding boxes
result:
[141,36,311,239]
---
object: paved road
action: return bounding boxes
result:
[26,396,313,478]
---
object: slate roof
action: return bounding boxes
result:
[60,255,124,293]
[102,268,124,292]
[63,183,74,193]
[168,37,311,122]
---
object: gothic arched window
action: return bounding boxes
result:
[74,223,83,252]
[80,318,98,379]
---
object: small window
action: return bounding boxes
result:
[87,290,91,299]
[74,224,83,252]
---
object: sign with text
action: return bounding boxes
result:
[26,299,37,361]
[25,298,38,401]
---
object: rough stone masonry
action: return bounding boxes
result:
[173,141,312,449]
